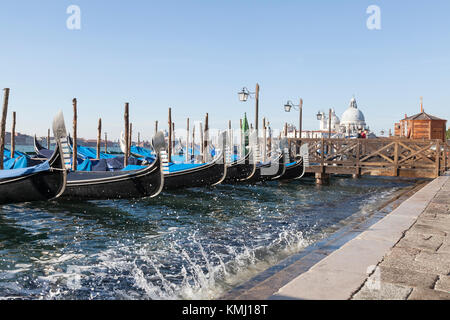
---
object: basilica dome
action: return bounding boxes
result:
[340,98,366,128]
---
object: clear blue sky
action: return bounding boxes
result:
[0,0,449,141]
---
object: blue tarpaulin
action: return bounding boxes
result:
[0,161,50,180]
[74,145,117,160]
[168,162,204,173]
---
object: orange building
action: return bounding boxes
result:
[394,98,447,141]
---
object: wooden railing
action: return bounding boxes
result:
[288,138,448,179]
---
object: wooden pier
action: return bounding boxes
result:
[289,138,449,183]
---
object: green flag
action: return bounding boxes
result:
[242,113,249,156]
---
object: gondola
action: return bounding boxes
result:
[276,142,309,181]
[163,150,226,190]
[0,120,67,205]
[222,150,256,183]
[244,152,286,183]
[277,157,304,180]
[234,151,286,184]
[62,156,163,200]
[36,112,164,200]
[120,132,227,191]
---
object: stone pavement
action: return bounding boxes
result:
[352,173,450,300]
[271,173,450,300]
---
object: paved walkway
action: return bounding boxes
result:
[271,173,450,300]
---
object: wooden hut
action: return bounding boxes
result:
[395,98,447,141]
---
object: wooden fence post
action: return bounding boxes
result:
[393,140,399,177]
[435,140,441,177]
[354,139,360,178]
[444,142,448,171]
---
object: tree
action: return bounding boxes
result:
[446,128,450,140]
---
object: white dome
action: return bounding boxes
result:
[340,98,366,126]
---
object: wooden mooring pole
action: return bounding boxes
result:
[129,123,133,149]
[104,132,108,153]
[262,118,267,162]
[97,118,102,159]
[124,103,129,167]
[11,111,16,158]
[315,137,330,185]
[0,88,10,170]
[191,125,195,163]
[204,113,209,161]
[200,122,204,163]
[168,108,172,163]
[72,98,78,171]
[186,118,190,162]
[47,128,51,149]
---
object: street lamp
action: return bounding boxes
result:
[283,99,303,139]
[238,84,260,142]
[238,87,253,102]
[316,111,323,121]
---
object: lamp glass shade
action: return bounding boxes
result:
[284,104,292,112]
[238,91,248,102]
[316,112,323,120]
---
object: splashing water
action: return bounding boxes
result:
[0,176,417,299]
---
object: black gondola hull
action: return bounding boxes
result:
[223,152,256,184]
[163,154,226,190]
[278,159,304,180]
[61,156,163,200]
[240,153,286,184]
[0,145,66,205]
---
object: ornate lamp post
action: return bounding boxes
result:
[238,84,260,143]
[284,99,303,139]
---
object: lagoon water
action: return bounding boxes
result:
[0,174,415,300]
